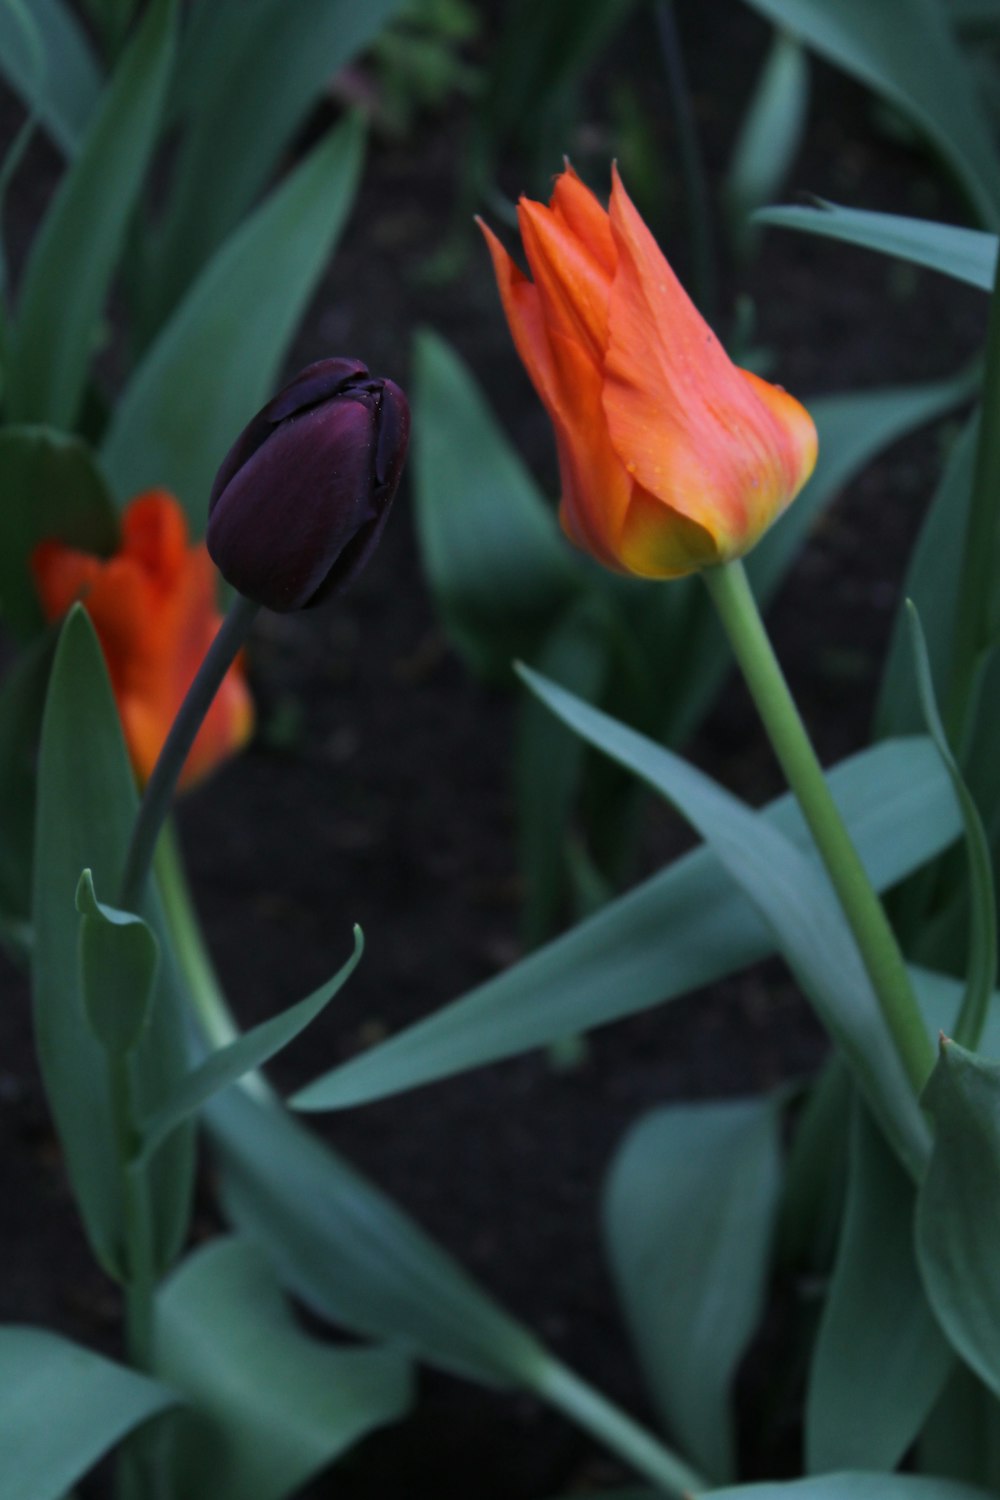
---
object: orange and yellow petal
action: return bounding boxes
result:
[517,197,612,362]
[549,164,616,276]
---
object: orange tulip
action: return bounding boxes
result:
[33,490,253,789]
[480,164,818,578]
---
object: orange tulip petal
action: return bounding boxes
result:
[518,198,611,362]
[122,488,190,583]
[619,487,720,578]
[478,218,562,415]
[603,165,816,558]
[549,164,616,276]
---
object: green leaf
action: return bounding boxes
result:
[604,1098,781,1482]
[138,927,363,1160]
[412,328,581,682]
[101,115,365,527]
[916,1361,1000,1489]
[906,605,996,1049]
[516,671,930,1176]
[157,1236,413,1500]
[739,0,1000,228]
[291,736,959,1114]
[208,1087,549,1388]
[757,201,998,289]
[0,1325,176,1500]
[146,0,403,327]
[0,0,100,157]
[33,606,194,1276]
[0,426,119,641]
[725,32,810,260]
[8,0,176,428]
[917,1040,1000,1399]
[709,1476,995,1500]
[76,868,159,1057]
[805,1101,952,1472]
[877,415,979,738]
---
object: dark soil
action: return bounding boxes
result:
[0,3,987,1496]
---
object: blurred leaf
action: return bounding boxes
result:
[0,112,37,314]
[671,368,976,747]
[412,328,580,681]
[740,0,1000,227]
[0,633,54,945]
[917,1362,1000,1490]
[0,426,118,640]
[157,1236,413,1500]
[777,1057,850,1271]
[725,32,810,260]
[102,115,365,527]
[138,927,363,1160]
[516,671,930,1175]
[516,599,611,944]
[209,1087,550,1387]
[907,605,996,1049]
[604,1097,781,1481]
[0,1325,175,1500]
[0,0,100,156]
[33,607,194,1277]
[917,1040,1000,1398]
[710,1476,995,1500]
[147,0,404,327]
[76,868,159,1057]
[911,963,1000,1050]
[806,1101,952,1472]
[292,737,958,1119]
[8,0,176,428]
[758,201,998,289]
[877,415,978,737]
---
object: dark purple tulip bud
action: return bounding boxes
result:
[206,357,409,612]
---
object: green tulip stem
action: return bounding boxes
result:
[702,558,935,1096]
[118,593,259,913]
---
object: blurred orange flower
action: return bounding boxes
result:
[33,490,253,789]
[480,164,818,578]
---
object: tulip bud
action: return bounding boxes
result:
[207,358,409,612]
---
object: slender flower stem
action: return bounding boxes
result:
[702,559,935,1096]
[118,594,259,912]
[535,1356,706,1496]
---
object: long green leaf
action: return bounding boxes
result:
[907,606,997,1049]
[157,1236,413,1500]
[917,1040,1000,1400]
[604,1097,781,1482]
[0,0,100,156]
[33,606,194,1276]
[146,0,403,326]
[805,1101,952,1472]
[740,0,1000,227]
[209,1087,550,1388]
[710,1476,995,1500]
[102,115,365,526]
[412,328,581,682]
[0,1325,175,1500]
[139,928,363,1160]
[725,32,810,260]
[516,671,930,1175]
[292,737,959,1114]
[0,633,53,949]
[8,0,176,428]
[757,202,997,289]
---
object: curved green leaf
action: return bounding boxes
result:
[740,0,1000,227]
[102,115,365,526]
[291,737,959,1115]
[77,868,159,1057]
[710,1475,994,1500]
[757,202,997,289]
[604,1098,781,1481]
[157,1236,412,1500]
[0,1325,175,1500]
[806,1102,952,1473]
[726,33,810,259]
[8,0,176,428]
[0,0,100,156]
[33,606,194,1276]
